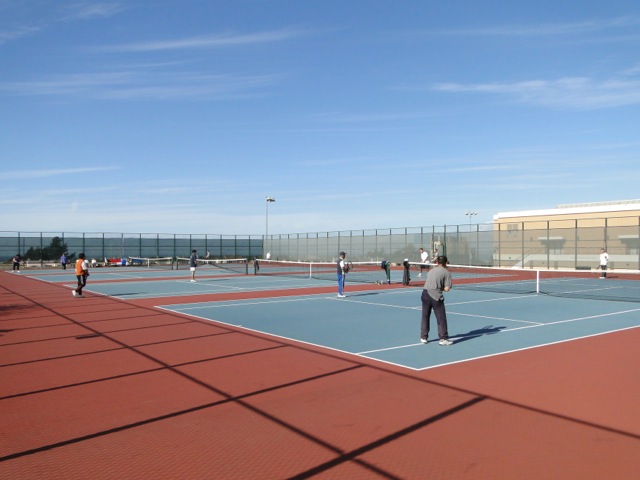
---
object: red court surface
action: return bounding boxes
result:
[1,272,639,479]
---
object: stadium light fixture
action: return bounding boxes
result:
[465,211,478,231]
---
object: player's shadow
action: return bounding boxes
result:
[342,291,386,297]
[453,325,506,344]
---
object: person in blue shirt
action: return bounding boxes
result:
[337,251,347,297]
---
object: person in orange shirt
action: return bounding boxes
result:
[73,253,90,298]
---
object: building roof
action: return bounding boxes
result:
[494,200,640,220]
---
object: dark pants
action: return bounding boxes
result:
[600,265,607,278]
[402,267,411,285]
[76,275,87,295]
[421,290,449,340]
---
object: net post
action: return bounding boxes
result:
[536,270,540,294]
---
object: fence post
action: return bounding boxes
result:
[574,219,578,269]
[520,222,524,267]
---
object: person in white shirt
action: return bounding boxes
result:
[418,247,430,277]
[599,248,609,279]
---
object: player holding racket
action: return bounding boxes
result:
[420,255,453,345]
[337,251,348,297]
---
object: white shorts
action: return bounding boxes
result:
[190,267,196,272]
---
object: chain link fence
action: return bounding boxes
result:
[3,216,639,270]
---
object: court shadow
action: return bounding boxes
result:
[453,325,506,344]
[342,291,386,297]
[0,304,35,316]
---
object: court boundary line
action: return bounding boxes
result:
[33,271,640,375]
[161,296,640,372]
[405,324,640,371]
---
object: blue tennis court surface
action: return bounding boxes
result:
[25,268,640,370]
[158,287,640,370]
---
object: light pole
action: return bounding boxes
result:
[465,211,478,265]
[265,196,276,259]
[465,211,478,231]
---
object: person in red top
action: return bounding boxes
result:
[73,253,90,298]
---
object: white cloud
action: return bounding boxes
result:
[0,69,283,101]
[434,76,640,109]
[0,24,40,44]
[5,166,119,179]
[99,28,307,53]
[61,2,123,20]
[426,16,640,38]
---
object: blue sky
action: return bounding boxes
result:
[2,1,639,235]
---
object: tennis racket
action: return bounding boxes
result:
[344,261,354,273]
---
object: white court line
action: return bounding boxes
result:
[92,279,324,300]
[357,307,640,356]
[327,296,420,310]
[449,311,543,325]
[411,325,640,371]
[505,307,640,331]
[152,283,640,371]
[168,289,544,319]
[358,342,427,354]
[326,292,542,326]
[447,294,537,306]
[174,281,246,291]
[165,293,333,310]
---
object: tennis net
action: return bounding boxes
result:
[409,263,640,303]
[175,257,249,275]
[254,259,391,284]
[126,257,174,269]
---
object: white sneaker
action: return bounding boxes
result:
[337,294,346,298]
[438,339,453,346]
[190,279,196,283]
[420,338,428,344]
[72,291,77,297]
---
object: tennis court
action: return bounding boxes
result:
[49,261,639,371]
[2,262,639,478]
[161,288,640,370]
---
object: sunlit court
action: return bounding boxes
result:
[40,262,640,371]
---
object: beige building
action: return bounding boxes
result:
[492,200,640,270]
